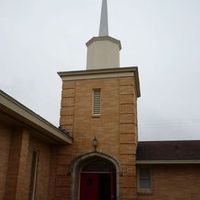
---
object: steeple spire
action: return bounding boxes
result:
[86,0,121,70]
[99,0,109,36]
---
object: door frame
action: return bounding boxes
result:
[69,152,121,200]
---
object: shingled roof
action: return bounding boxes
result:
[137,140,200,163]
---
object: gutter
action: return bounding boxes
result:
[136,160,200,164]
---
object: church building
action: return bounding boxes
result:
[0,0,200,200]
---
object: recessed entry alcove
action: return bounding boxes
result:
[69,152,120,200]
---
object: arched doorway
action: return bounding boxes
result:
[80,157,116,200]
[69,152,120,200]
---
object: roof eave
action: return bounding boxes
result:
[0,90,72,144]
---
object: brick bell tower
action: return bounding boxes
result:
[55,0,140,199]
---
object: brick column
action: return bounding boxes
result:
[4,129,30,200]
[60,80,76,135]
[119,77,137,200]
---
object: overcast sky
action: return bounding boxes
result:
[0,0,200,141]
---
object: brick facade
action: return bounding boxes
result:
[55,74,138,200]
[137,165,200,200]
[1,72,200,200]
[0,123,52,200]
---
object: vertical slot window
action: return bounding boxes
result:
[92,88,101,116]
[29,150,39,200]
[138,168,151,192]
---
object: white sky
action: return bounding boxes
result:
[0,0,200,141]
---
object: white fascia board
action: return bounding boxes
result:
[136,160,200,164]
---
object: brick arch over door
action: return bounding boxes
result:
[69,152,121,200]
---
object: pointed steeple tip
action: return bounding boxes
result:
[99,0,109,36]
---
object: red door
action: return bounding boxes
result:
[80,173,99,200]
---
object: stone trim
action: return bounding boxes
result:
[59,72,134,80]
[86,36,122,50]
[58,67,141,97]
[58,67,137,77]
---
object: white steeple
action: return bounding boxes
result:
[86,0,121,70]
[99,0,109,36]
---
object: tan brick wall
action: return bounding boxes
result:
[15,129,30,200]
[4,129,26,200]
[0,119,53,200]
[137,165,200,200]
[119,77,137,200]
[58,75,138,200]
[28,135,52,200]
[0,124,11,200]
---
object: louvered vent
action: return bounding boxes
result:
[93,89,101,115]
